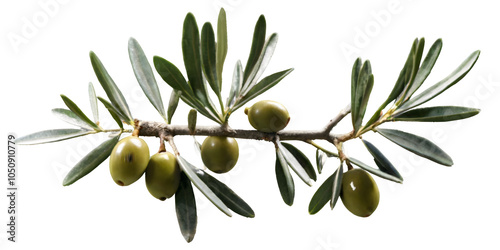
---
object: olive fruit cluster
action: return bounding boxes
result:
[340,168,380,217]
[109,136,181,201]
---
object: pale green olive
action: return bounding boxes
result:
[145,152,180,200]
[245,100,290,133]
[341,168,380,217]
[109,136,150,186]
[201,136,239,174]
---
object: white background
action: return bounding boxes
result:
[1,0,499,249]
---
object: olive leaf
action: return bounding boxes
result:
[15,129,92,145]
[362,139,403,181]
[275,148,295,206]
[308,172,334,215]
[243,14,266,83]
[188,109,197,134]
[376,128,453,166]
[396,50,480,113]
[63,134,120,186]
[277,142,314,186]
[88,82,99,123]
[316,149,327,174]
[398,38,425,102]
[97,97,124,129]
[52,108,95,130]
[351,60,374,133]
[201,22,220,97]
[175,172,197,243]
[90,51,134,125]
[177,156,232,217]
[226,60,243,109]
[392,106,480,122]
[330,163,343,210]
[60,95,100,131]
[216,8,228,90]
[281,142,317,181]
[128,37,167,121]
[347,157,403,183]
[194,169,255,218]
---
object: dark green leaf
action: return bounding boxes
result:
[226,60,243,109]
[153,56,193,96]
[60,95,100,131]
[316,149,327,174]
[201,22,220,96]
[377,128,453,166]
[15,129,92,145]
[167,90,181,124]
[243,15,266,83]
[216,8,228,90]
[175,172,197,243]
[278,143,313,186]
[393,106,480,122]
[232,68,294,111]
[241,33,279,95]
[402,39,442,101]
[52,108,95,130]
[88,82,99,123]
[281,142,317,182]
[362,139,403,181]
[188,109,197,134]
[97,97,124,129]
[308,172,334,215]
[194,169,255,218]
[90,51,134,124]
[275,149,294,206]
[351,60,373,132]
[330,163,343,209]
[396,50,480,113]
[182,13,209,106]
[63,135,120,186]
[128,38,166,121]
[347,157,403,183]
[351,58,362,107]
[177,156,232,216]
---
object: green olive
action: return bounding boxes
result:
[201,136,239,174]
[109,136,150,186]
[244,100,290,133]
[341,168,380,217]
[145,152,180,200]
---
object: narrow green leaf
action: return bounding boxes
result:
[216,8,228,90]
[362,139,403,182]
[281,142,316,181]
[175,172,197,243]
[90,51,134,124]
[167,90,181,124]
[403,39,443,101]
[201,22,220,96]
[188,109,197,134]
[351,58,362,108]
[52,108,95,130]
[193,137,202,155]
[128,38,166,121]
[347,157,403,183]
[153,56,193,96]
[393,106,480,122]
[275,149,295,206]
[396,50,480,113]
[278,143,313,186]
[377,128,453,166]
[177,156,232,217]
[386,38,419,105]
[97,97,124,129]
[63,135,120,186]
[330,163,343,209]
[194,169,254,218]
[182,13,209,106]
[232,68,294,111]
[243,14,266,83]
[308,172,334,215]
[61,95,100,131]
[241,33,279,95]
[88,82,99,123]
[15,129,92,145]
[316,149,327,174]
[351,60,373,132]
[226,60,243,109]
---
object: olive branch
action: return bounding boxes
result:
[16,8,480,243]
